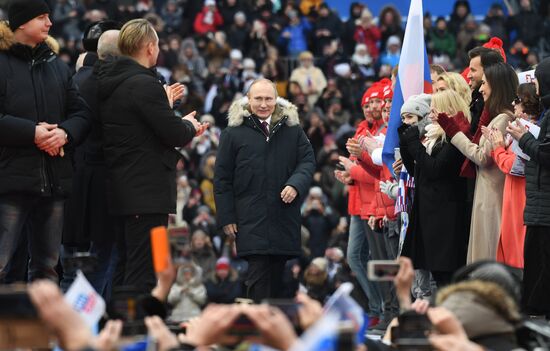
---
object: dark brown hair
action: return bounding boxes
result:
[484,63,518,117]
[468,47,504,68]
[517,83,542,117]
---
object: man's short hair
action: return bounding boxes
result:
[468,47,504,68]
[97,30,120,60]
[118,19,157,57]
[247,78,278,97]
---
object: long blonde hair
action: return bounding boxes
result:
[437,72,472,106]
[425,90,471,153]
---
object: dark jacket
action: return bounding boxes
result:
[205,271,242,304]
[63,53,114,245]
[399,125,469,272]
[519,59,550,226]
[97,57,196,215]
[470,88,484,135]
[214,98,315,257]
[0,22,90,197]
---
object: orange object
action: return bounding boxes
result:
[150,226,170,273]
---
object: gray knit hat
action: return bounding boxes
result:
[400,93,432,119]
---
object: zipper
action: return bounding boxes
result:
[29,58,48,194]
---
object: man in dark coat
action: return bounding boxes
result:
[0,0,90,283]
[508,57,550,318]
[214,78,315,302]
[60,24,120,297]
[97,19,204,294]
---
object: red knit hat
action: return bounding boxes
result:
[383,85,393,100]
[483,37,506,62]
[216,257,230,270]
[361,88,370,106]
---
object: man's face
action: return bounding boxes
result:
[467,56,484,90]
[369,98,383,119]
[362,103,372,121]
[146,34,160,68]
[248,81,277,119]
[19,13,52,45]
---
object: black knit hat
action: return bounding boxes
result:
[8,0,50,32]
[82,20,121,53]
[535,57,550,108]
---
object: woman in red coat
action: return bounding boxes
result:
[483,83,542,268]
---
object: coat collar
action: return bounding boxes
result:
[227,96,300,127]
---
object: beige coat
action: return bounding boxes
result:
[451,113,512,263]
[289,66,327,107]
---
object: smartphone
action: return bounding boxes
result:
[394,147,401,161]
[228,314,259,336]
[367,260,400,281]
[261,299,301,328]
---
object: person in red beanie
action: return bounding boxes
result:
[204,257,242,304]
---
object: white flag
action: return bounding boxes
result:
[64,270,106,328]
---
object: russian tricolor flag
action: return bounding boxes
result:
[382,0,432,175]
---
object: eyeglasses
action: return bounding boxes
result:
[513,96,522,104]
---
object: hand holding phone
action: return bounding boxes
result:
[367,260,401,281]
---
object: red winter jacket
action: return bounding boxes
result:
[353,26,381,60]
[193,7,224,35]
[356,126,397,221]
[348,120,384,219]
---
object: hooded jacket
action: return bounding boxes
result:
[97,57,196,215]
[214,97,315,257]
[519,57,550,226]
[0,22,90,197]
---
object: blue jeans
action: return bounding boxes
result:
[0,194,64,282]
[347,215,383,317]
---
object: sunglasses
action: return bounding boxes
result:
[513,96,522,104]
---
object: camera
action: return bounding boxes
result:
[367,260,400,281]
[391,310,433,350]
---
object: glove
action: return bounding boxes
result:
[380,180,398,199]
[437,112,462,139]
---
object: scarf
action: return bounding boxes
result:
[460,108,491,178]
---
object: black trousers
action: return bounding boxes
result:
[522,225,550,315]
[244,255,288,303]
[113,214,167,295]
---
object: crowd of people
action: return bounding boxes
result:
[2,0,550,350]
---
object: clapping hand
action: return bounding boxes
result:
[165,83,185,108]
[346,138,362,158]
[506,121,528,141]
[358,132,380,155]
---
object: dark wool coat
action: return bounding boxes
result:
[0,22,91,197]
[519,58,550,226]
[63,53,115,245]
[399,125,469,272]
[97,57,196,215]
[214,97,315,257]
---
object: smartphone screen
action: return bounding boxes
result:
[367,260,400,281]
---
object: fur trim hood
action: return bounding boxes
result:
[436,280,520,323]
[0,21,16,51]
[227,96,300,127]
[0,21,58,53]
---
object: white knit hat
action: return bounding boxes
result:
[400,93,431,119]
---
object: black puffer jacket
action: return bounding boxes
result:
[214,97,315,257]
[97,57,196,215]
[519,58,550,226]
[0,22,91,197]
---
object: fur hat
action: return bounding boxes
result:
[310,257,328,271]
[400,93,431,118]
[8,0,50,32]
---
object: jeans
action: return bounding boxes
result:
[0,194,64,283]
[347,215,383,317]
